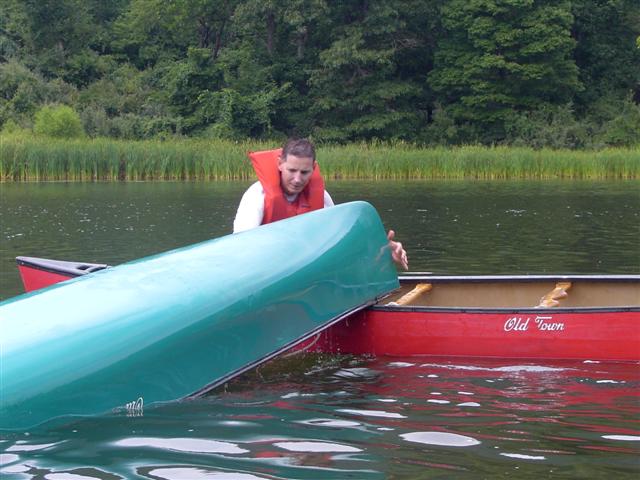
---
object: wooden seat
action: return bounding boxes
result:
[536,282,572,308]
[388,283,433,306]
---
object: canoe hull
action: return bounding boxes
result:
[1,201,398,430]
[17,265,75,293]
[310,307,640,361]
[16,257,107,293]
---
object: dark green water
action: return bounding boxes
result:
[1,180,638,299]
[1,180,639,478]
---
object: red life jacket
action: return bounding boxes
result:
[248,148,325,225]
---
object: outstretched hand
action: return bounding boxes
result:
[387,230,408,270]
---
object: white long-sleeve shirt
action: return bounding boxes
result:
[233,181,335,233]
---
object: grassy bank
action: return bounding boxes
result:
[1,135,639,181]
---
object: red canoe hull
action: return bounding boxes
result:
[18,265,77,293]
[307,308,640,361]
[16,257,107,293]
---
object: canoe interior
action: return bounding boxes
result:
[381,275,640,310]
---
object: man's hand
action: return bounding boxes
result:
[387,230,408,270]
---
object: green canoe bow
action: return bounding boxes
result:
[0,201,399,430]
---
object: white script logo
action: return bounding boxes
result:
[504,316,565,332]
[124,397,144,417]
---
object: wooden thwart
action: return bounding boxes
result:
[389,283,433,306]
[536,282,572,308]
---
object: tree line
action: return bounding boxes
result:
[1,0,639,148]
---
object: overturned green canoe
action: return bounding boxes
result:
[0,201,399,430]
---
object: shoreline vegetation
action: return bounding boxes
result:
[1,135,638,182]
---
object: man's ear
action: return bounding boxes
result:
[277,155,285,172]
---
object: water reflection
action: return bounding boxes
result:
[142,468,271,479]
[2,356,638,479]
[400,431,481,447]
[114,437,250,454]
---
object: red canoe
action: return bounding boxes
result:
[15,256,640,362]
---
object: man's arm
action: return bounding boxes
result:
[324,190,335,207]
[323,192,407,270]
[233,182,265,233]
[387,230,409,270]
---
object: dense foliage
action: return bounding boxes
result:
[1,0,638,147]
[33,104,84,138]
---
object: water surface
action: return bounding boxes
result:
[1,180,638,299]
[1,356,638,479]
[1,180,639,478]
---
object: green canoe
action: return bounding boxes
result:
[0,201,399,430]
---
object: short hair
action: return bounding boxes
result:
[282,138,316,161]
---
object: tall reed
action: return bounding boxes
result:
[319,143,640,180]
[1,134,638,181]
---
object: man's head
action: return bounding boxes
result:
[278,138,316,196]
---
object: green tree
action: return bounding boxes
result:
[591,94,640,147]
[77,63,178,138]
[0,0,29,61]
[308,0,435,142]
[112,0,187,67]
[0,59,77,128]
[157,47,225,131]
[34,104,84,138]
[0,60,45,126]
[113,0,236,68]
[225,0,333,136]
[429,0,582,143]
[112,0,247,136]
[571,0,640,109]
[0,0,122,86]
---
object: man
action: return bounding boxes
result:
[233,138,409,269]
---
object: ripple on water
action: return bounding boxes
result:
[419,363,570,373]
[113,437,249,454]
[274,441,362,453]
[400,432,481,447]
[5,442,62,452]
[216,420,260,427]
[500,453,546,460]
[333,368,379,378]
[0,453,31,479]
[338,408,407,419]
[297,418,362,428]
[43,473,109,479]
[0,453,30,475]
[145,467,269,479]
[0,453,21,465]
[602,435,640,441]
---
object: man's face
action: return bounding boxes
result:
[278,154,315,196]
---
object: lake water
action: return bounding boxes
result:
[1,180,639,478]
